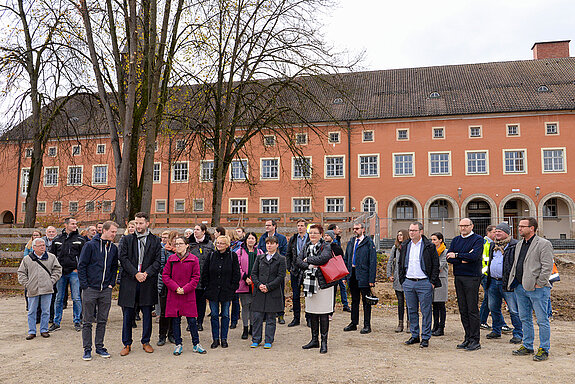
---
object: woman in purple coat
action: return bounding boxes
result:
[163,235,207,355]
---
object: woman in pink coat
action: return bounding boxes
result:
[163,235,206,355]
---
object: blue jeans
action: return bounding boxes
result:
[502,290,522,339]
[479,275,490,324]
[515,284,551,352]
[402,278,433,340]
[27,294,52,334]
[172,316,199,346]
[122,305,153,346]
[209,300,230,341]
[231,294,240,324]
[487,279,507,335]
[337,279,349,307]
[54,271,81,326]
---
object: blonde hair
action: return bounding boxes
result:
[216,235,231,247]
[124,220,136,236]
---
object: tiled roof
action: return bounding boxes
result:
[3,57,575,140]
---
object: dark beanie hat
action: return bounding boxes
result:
[496,222,511,235]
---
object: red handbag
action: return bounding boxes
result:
[320,253,349,283]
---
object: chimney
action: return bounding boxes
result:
[531,40,570,60]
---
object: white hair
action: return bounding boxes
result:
[32,238,46,246]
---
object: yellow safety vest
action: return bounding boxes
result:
[482,239,491,275]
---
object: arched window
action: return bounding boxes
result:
[396,200,414,219]
[362,197,376,213]
[543,198,558,218]
[430,199,449,219]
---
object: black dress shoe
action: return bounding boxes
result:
[210,339,220,349]
[404,336,420,345]
[221,339,229,348]
[343,306,352,312]
[486,331,501,339]
[465,341,481,351]
[287,319,300,327]
[431,328,444,337]
[360,326,371,334]
[197,323,203,331]
[457,340,470,349]
[230,322,237,329]
[420,339,429,348]
[343,323,358,332]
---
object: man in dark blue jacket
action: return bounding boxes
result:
[78,221,119,361]
[447,218,484,351]
[343,223,377,334]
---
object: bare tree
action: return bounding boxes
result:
[78,0,188,224]
[176,0,360,225]
[0,0,87,227]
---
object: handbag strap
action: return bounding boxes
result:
[33,257,52,276]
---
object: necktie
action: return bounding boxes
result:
[352,238,360,266]
[138,237,145,272]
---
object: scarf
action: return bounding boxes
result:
[136,230,150,270]
[493,236,512,254]
[436,242,446,256]
[302,241,322,297]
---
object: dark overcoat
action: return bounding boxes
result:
[250,253,287,313]
[201,248,241,302]
[118,232,162,308]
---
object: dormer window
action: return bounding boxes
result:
[429,91,441,98]
[537,85,550,92]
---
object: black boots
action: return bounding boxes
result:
[319,314,329,354]
[241,326,249,339]
[302,314,319,349]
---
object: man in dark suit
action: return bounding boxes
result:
[118,212,162,356]
[398,222,440,348]
[343,222,377,334]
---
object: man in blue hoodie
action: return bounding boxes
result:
[78,221,119,361]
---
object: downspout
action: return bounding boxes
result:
[14,141,23,224]
[347,121,352,212]
[167,136,172,225]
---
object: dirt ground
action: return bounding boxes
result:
[1,254,573,383]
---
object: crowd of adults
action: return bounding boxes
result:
[17,213,555,362]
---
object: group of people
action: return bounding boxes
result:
[17,214,554,362]
[386,217,555,361]
[17,215,378,359]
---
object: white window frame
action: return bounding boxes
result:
[230,159,248,182]
[328,131,341,144]
[85,201,95,213]
[541,147,567,174]
[67,165,83,186]
[172,161,189,183]
[396,128,409,141]
[263,135,276,147]
[260,157,280,180]
[53,201,62,213]
[47,146,57,157]
[193,198,204,212]
[44,166,59,187]
[292,197,311,213]
[469,125,482,138]
[92,164,108,185]
[200,160,214,182]
[506,124,520,137]
[155,199,167,213]
[545,122,559,135]
[362,130,374,142]
[260,198,279,214]
[174,199,185,212]
[432,127,445,139]
[358,154,380,178]
[69,201,79,213]
[96,143,106,154]
[503,149,528,174]
[21,168,30,195]
[295,132,308,145]
[37,201,46,213]
[153,162,161,184]
[229,198,248,214]
[102,200,112,212]
[428,151,452,176]
[325,197,345,213]
[361,196,377,214]
[392,152,415,177]
[324,155,345,179]
[72,144,81,156]
[292,156,312,180]
[465,150,490,175]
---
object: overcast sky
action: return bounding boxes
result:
[324,0,574,70]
